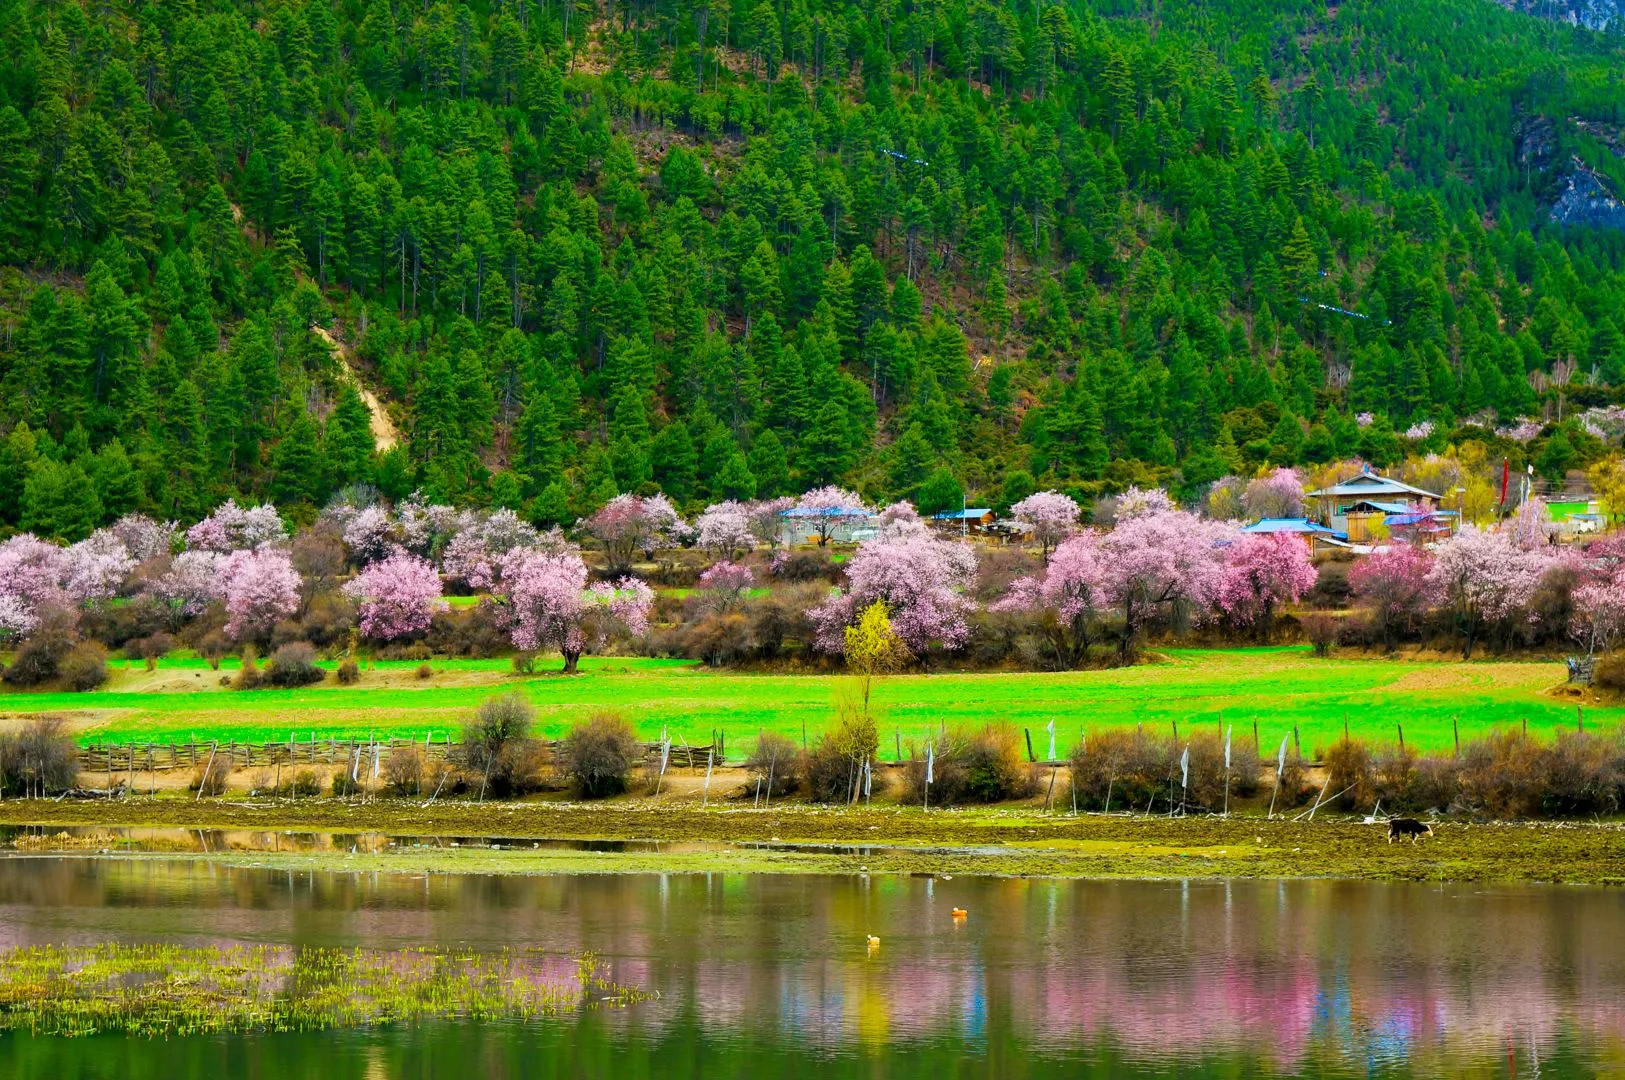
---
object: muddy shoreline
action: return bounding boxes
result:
[0,796,1619,885]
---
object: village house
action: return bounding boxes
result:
[1306,467,1453,543]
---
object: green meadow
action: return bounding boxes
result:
[0,649,1609,757]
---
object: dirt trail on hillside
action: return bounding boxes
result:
[310,323,399,451]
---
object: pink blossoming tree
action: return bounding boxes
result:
[1097,509,1232,660]
[344,552,445,641]
[186,500,286,552]
[1507,496,1550,551]
[695,501,755,558]
[342,505,398,565]
[1216,533,1318,641]
[1114,486,1176,521]
[1009,491,1080,562]
[154,550,224,624]
[1348,545,1435,651]
[220,547,302,641]
[583,494,688,572]
[746,497,796,549]
[992,532,1107,669]
[1428,526,1549,659]
[1244,468,1306,520]
[63,530,136,606]
[498,548,654,672]
[811,531,977,656]
[0,535,72,639]
[109,514,178,562]
[695,560,755,613]
[792,486,869,547]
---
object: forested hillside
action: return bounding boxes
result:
[1,0,1624,538]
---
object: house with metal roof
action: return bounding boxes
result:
[1307,467,1445,541]
[1239,517,1337,552]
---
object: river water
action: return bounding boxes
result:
[0,853,1619,1077]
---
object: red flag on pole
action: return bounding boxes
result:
[1500,458,1510,507]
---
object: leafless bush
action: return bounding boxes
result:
[1069,728,1175,812]
[233,646,263,690]
[1302,613,1338,658]
[558,712,643,799]
[266,642,324,687]
[745,732,803,797]
[384,744,425,795]
[190,752,233,796]
[0,717,80,796]
[460,692,535,798]
[59,642,109,691]
[903,724,1040,805]
[336,659,360,684]
[126,631,175,670]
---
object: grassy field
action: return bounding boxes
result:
[0,648,1611,756]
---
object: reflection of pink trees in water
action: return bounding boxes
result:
[2,863,1622,1068]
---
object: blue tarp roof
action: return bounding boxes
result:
[1241,518,1334,534]
[932,508,993,520]
[780,506,869,518]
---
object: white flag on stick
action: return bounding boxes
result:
[925,743,934,786]
[1179,745,1189,792]
[1046,718,1055,761]
[1277,734,1289,775]
[1224,725,1232,770]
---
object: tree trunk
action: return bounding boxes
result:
[563,649,580,673]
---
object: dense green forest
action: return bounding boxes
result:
[1,0,1624,539]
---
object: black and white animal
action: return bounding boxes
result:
[1387,818,1433,844]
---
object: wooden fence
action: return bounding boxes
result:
[76,738,719,774]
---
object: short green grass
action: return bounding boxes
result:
[0,648,1611,756]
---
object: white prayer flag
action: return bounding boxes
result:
[1224,725,1232,770]
[925,743,935,786]
[1179,746,1190,792]
[1277,734,1289,775]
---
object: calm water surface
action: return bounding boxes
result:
[0,853,1619,1077]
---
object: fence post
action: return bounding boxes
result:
[1024,728,1035,763]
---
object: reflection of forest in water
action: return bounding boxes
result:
[0,857,1619,1076]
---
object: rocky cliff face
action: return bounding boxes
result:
[1507,0,1620,31]
[1550,159,1625,229]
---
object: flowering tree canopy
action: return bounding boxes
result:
[694,560,755,613]
[185,500,286,552]
[109,514,178,563]
[441,508,542,590]
[1009,491,1080,560]
[220,547,301,641]
[396,493,463,557]
[1114,486,1177,521]
[341,505,397,565]
[792,486,869,547]
[992,532,1106,668]
[499,547,654,672]
[154,550,224,620]
[1428,526,1549,659]
[1507,496,1550,551]
[0,534,68,640]
[746,497,795,549]
[1244,468,1306,520]
[1097,509,1232,658]
[62,530,135,605]
[583,494,688,572]
[1348,544,1435,650]
[811,530,976,655]
[695,501,754,558]
[344,552,445,640]
[1216,533,1317,638]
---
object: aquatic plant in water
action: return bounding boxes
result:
[0,944,645,1037]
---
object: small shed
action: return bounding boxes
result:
[932,507,996,534]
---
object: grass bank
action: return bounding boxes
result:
[2,797,1620,885]
[0,648,1612,757]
